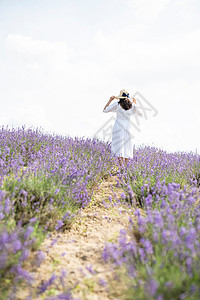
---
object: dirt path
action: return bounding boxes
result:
[17,174,141,300]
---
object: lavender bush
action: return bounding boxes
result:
[117,146,200,207]
[0,126,116,298]
[103,147,200,299]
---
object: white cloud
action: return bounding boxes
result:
[92,27,200,88]
[5,34,71,69]
[127,0,171,20]
[170,0,197,20]
[0,104,49,130]
[126,0,197,21]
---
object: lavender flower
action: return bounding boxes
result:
[55,220,64,230]
[37,273,57,294]
[86,265,96,275]
[24,226,34,240]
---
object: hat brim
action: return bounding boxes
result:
[117,96,130,99]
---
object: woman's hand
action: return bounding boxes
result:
[132,98,137,104]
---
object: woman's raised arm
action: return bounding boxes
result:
[103,96,115,112]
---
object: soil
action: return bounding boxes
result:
[16,174,144,300]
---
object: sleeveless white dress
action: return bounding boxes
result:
[103,101,142,158]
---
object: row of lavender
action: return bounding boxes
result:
[0,127,116,299]
[104,147,200,299]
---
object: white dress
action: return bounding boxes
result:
[103,101,142,159]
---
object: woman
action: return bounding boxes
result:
[103,89,142,167]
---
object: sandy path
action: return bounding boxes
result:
[17,174,139,300]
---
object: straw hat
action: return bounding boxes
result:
[116,89,130,99]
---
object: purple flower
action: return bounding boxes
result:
[63,211,71,220]
[0,252,7,268]
[20,189,28,197]
[55,188,60,195]
[140,238,153,255]
[55,220,64,230]
[44,291,73,300]
[38,273,57,294]
[86,265,96,275]
[0,212,5,220]
[50,238,58,246]
[145,279,158,296]
[1,231,9,243]
[120,193,126,200]
[24,226,34,240]
[36,250,45,266]
[165,281,173,288]
[180,226,187,236]
[99,278,107,286]
[11,265,33,283]
[4,197,11,214]
[13,240,22,252]
[29,217,38,223]
[19,248,30,262]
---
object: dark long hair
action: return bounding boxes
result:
[118,98,132,110]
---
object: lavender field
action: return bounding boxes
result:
[1,127,200,300]
[104,147,200,299]
[0,127,116,299]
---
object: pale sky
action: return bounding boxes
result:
[0,0,200,153]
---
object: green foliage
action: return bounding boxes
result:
[2,171,76,230]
